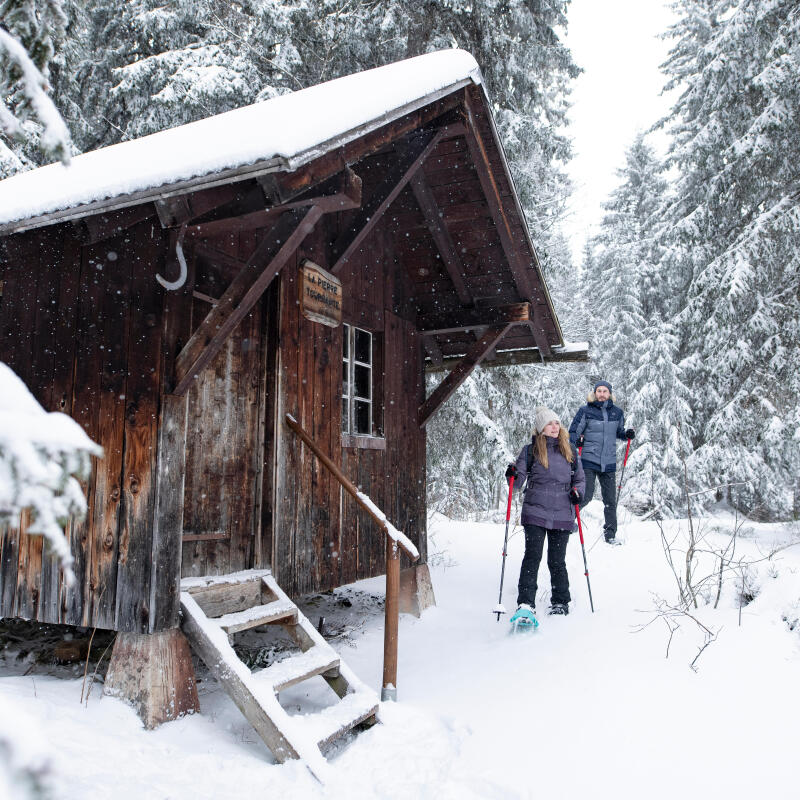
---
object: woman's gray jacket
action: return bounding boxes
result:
[513,437,586,531]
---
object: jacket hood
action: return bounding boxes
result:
[587,391,616,404]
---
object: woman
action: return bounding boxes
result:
[505,406,585,626]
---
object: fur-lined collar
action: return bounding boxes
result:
[587,391,616,404]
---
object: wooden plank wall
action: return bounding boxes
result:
[0,219,189,633]
[1,181,430,622]
[271,209,427,598]
[179,230,272,579]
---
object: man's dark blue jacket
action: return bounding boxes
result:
[568,392,626,473]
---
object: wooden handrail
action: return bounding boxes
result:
[284,412,417,701]
[284,414,418,560]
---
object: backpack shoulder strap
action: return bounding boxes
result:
[526,443,533,475]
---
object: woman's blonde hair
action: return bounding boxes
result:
[532,426,574,469]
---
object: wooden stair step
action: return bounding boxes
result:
[253,646,341,692]
[216,599,298,634]
[294,691,379,750]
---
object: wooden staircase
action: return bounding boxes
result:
[179,569,379,781]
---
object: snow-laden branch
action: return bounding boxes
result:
[0,27,71,165]
[0,362,101,585]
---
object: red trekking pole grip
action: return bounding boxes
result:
[505,475,514,521]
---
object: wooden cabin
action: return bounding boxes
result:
[0,50,584,760]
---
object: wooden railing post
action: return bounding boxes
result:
[382,538,400,701]
[283,413,417,702]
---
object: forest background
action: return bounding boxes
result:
[2,0,799,522]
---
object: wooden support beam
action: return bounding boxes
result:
[422,335,444,368]
[275,109,464,203]
[73,203,157,244]
[173,205,322,396]
[409,171,473,306]
[417,302,531,336]
[461,89,552,357]
[330,127,447,273]
[186,168,362,239]
[425,343,589,372]
[418,323,512,428]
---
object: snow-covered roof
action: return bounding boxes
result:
[0,50,482,234]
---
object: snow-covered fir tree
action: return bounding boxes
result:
[0,361,101,797]
[0,0,72,175]
[583,134,667,397]
[0,362,101,580]
[659,0,800,517]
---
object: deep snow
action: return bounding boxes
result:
[2,502,799,799]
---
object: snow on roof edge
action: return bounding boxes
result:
[0,50,482,234]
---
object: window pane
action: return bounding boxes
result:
[343,324,350,359]
[354,364,371,400]
[354,328,371,364]
[342,360,349,395]
[355,400,370,435]
[342,399,349,433]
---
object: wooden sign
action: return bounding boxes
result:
[299,259,342,327]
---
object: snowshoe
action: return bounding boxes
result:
[604,536,622,546]
[509,603,539,633]
[548,603,569,616]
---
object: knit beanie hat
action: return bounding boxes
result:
[534,406,560,434]
[594,380,612,393]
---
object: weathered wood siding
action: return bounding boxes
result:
[270,208,427,597]
[0,219,192,632]
[1,175,429,627]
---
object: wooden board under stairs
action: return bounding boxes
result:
[179,569,379,781]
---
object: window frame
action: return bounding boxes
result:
[342,323,384,448]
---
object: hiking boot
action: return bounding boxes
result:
[605,537,622,546]
[548,603,569,615]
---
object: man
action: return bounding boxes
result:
[568,380,634,545]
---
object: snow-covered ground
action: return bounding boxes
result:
[2,503,799,799]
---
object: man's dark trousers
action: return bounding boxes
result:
[581,469,617,540]
[517,525,571,607]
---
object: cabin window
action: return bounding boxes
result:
[342,324,384,444]
[342,324,372,435]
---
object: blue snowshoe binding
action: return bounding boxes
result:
[509,603,539,633]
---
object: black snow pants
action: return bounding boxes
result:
[516,524,571,608]
[580,468,617,539]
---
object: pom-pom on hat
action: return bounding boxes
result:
[594,380,612,393]
[534,406,560,434]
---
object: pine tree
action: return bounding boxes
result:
[584,135,667,396]
[659,0,800,517]
[0,0,72,175]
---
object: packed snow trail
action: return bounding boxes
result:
[2,505,799,799]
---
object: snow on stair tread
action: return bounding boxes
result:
[253,645,341,692]
[292,691,379,749]
[215,599,297,633]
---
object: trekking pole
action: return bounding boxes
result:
[574,503,595,613]
[617,439,631,497]
[494,475,514,621]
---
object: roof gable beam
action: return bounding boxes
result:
[172,205,323,396]
[330,121,464,274]
[417,302,530,336]
[461,89,551,357]
[418,323,512,428]
[185,167,362,239]
[409,170,473,306]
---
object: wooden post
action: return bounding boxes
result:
[103,628,200,729]
[284,413,416,701]
[382,538,400,701]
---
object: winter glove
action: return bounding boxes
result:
[576,435,585,448]
[624,428,635,440]
[505,464,518,481]
[569,487,582,504]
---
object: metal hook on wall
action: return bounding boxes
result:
[156,223,188,290]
